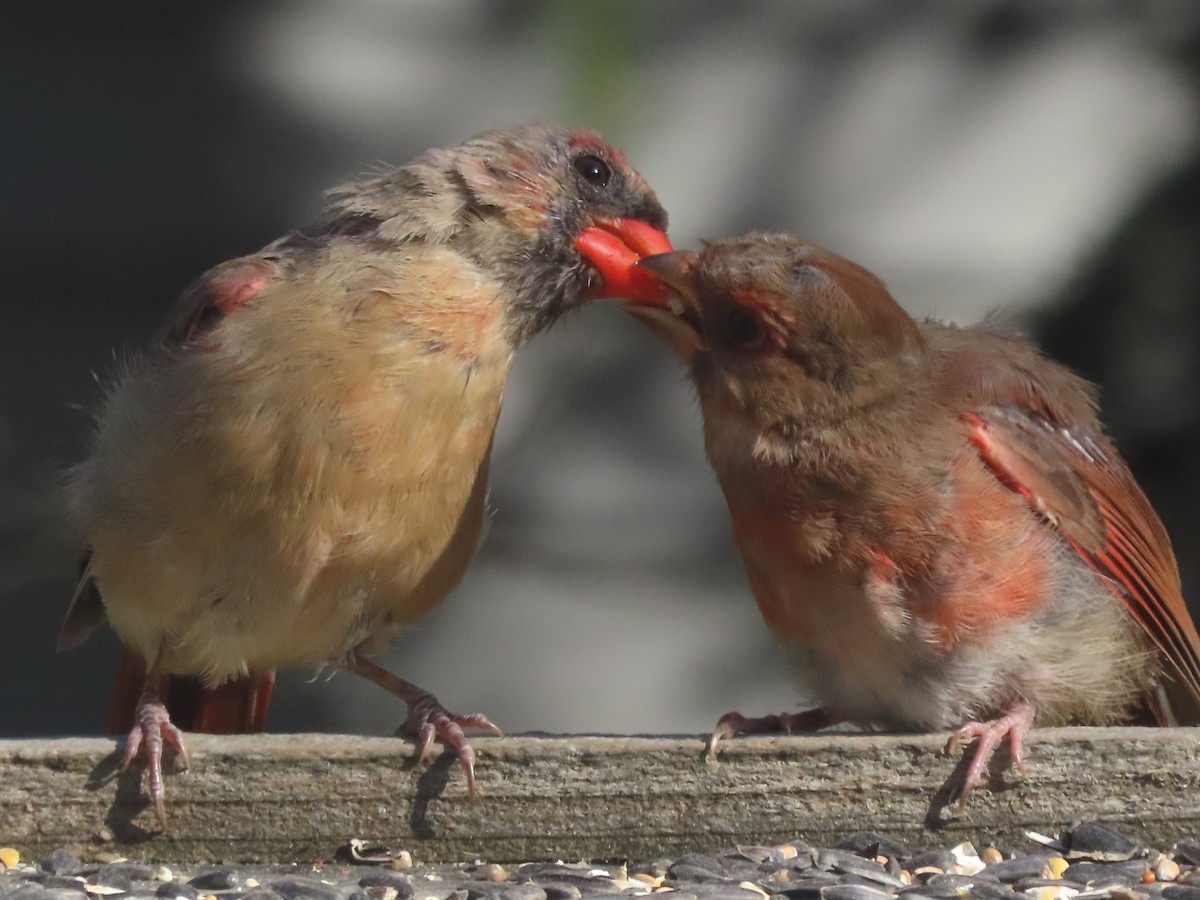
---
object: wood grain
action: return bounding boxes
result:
[2,729,1198,863]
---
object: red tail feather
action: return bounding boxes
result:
[107,648,275,735]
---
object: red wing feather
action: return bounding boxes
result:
[967,406,1200,714]
[158,254,281,347]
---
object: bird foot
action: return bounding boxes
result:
[706,707,834,758]
[122,695,189,828]
[398,687,502,795]
[349,655,500,795]
[944,698,1035,812]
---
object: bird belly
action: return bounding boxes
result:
[738,545,952,729]
[74,330,507,683]
[734,517,1156,730]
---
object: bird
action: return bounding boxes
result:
[61,122,672,823]
[626,233,1200,808]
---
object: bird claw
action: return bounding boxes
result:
[349,656,501,794]
[122,697,189,829]
[944,698,1034,812]
[706,708,833,759]
[398,689,502,795]
[707,711,760,758]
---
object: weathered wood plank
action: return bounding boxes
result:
[2,729,1198,864]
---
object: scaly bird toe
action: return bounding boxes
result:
[122,694,188,829]
[706,708,834,759]
[406,706,501,795]
[401,697,501,795]
[350,655,501,794]
[944,698,1035,812]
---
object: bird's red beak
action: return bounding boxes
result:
[575,218,674,302]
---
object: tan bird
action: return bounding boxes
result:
[61,122,672,822]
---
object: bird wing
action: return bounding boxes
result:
[157,251,284,346]
[58,552,107,651]
[65,251,285,734]
[62,250,287,652]
[966,403,1200,717]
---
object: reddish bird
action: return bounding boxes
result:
[61,122,671,822]
[628,233,1200,807]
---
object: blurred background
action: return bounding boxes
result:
[4,0,1200,739]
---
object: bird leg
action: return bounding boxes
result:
[121,672,190,828]
[349,655,502,794]
[707,707,836,758]
[944,697,1035,811]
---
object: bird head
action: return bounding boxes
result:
[627,233,926,429]
[322,122,672,344]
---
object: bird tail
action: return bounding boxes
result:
[107,648,275,735]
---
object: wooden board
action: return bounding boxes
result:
[2,729,1198,863]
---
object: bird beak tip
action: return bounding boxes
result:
[633,250,701,302]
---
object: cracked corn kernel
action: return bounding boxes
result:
[1154,856,1180,882]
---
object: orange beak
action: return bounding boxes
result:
[574,218,674,303]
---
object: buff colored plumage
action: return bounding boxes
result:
[64,123,671,822]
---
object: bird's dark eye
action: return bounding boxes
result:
[573,153,612,187]
[722,307,766,350]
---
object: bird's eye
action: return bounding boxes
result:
[722,307,766,350]
[572,154,612,187]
